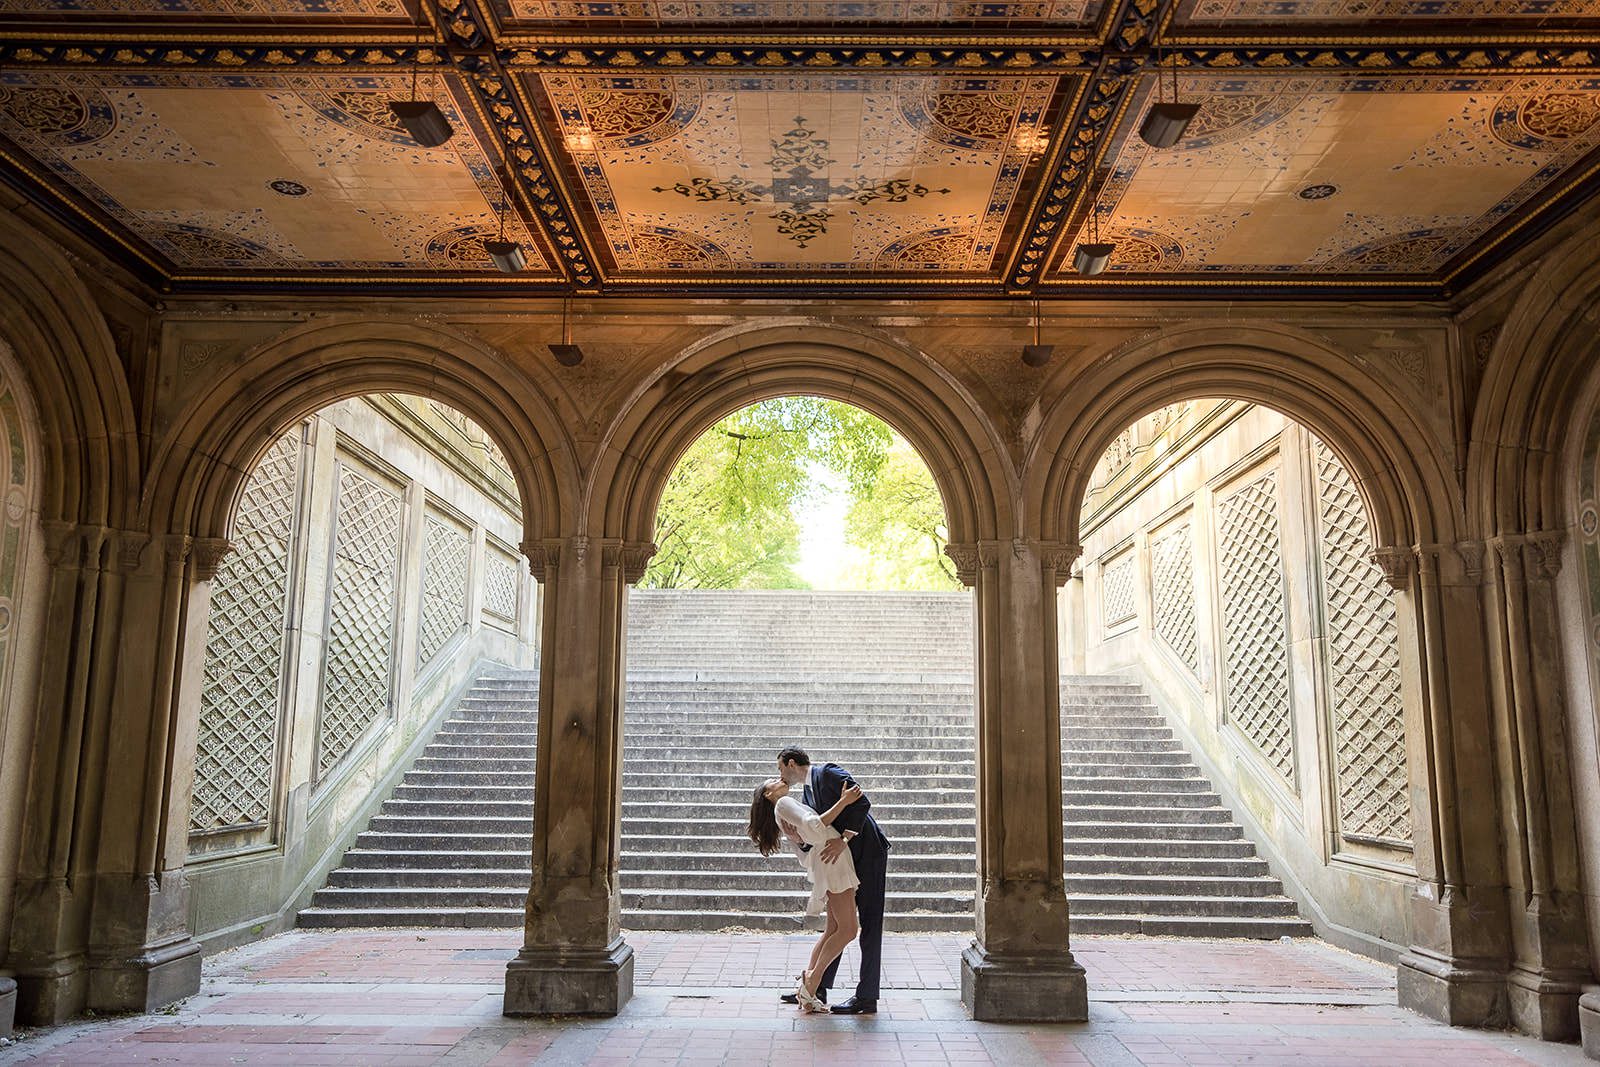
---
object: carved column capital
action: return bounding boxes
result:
[1454,540,1487,583]
[41,519,84,568]
[1370,546,1414,590]
[944,542,979,586]
[111,530,152,575]
[601,540,657,585]
[1525,530,1566,580]
[522,538,562,583]
[1034,540,1083,587]
[189,537,233,581]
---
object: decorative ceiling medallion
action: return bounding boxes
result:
[268,178,310,197]
[1297,183,1338,200]
[535,71,1061,275]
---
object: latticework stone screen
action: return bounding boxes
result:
[483,542,519,623]
[1217,467,1297,788]
[1313,438,1411,848]
[1151,521,1199,674]
[191,428,302,835]
[1101,550,1137,627]
[417,511,470,668]
[317,462,404,779]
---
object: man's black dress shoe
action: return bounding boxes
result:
[829,997,877,1014]
[780,990,826,1005]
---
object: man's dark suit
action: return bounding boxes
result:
[804,761,890,1002]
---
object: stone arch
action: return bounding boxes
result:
[1467,227,1600,538]
[0,213,139,529]
[590,319,1014,549]
[142,319,579,546]
[1026,323,1462,551]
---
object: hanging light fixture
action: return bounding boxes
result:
[1138,45,1197,149]
[485,189,527,274]
[548,295,585,366]
[1073,196,1114,277]
[1022,298,1053,366]
[389,8,454,149]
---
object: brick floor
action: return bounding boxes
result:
[0,931,1585,1066]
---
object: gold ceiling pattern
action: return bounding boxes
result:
[1,0,1599,293]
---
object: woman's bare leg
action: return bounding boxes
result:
[806,908,839,979]
[803,890,859,995]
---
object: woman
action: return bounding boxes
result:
[747,776,863,1012]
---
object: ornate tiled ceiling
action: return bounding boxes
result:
[1,0,1599,296]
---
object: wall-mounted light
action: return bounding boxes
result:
[389,12,454,148]
[1022,298,1053,366]
[1138,48,1197,149]
[548,296,585,366]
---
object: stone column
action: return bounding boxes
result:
[83,533,224,1014]
[6,526,219,1022]
[946,538,1087,1023]
[1481,531,1593,1039]
[503,536,652,1016]
[1386,542,1515,1029]
[6,522,114,1024]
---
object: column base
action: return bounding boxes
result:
[1397,949,1508,1029]
[960,942,1087,1023]
[1579,991,1599,1060]
[13,953,88,1026]
[87,937,202,1014]
[1506,966,1586,1042]
[503,940,633,1017]
[0,977,15,1038]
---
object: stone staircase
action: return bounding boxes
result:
[299,590,1309,938]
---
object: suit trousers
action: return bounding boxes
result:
[816,834,887,1001]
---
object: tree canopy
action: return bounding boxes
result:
[639,396,958,590]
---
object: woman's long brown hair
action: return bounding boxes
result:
[747,785,780,856]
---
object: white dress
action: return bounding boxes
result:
[775,794,860,916]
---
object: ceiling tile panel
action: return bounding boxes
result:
[0,0,410,19]
[494,1,1103,28]
[1175,0,1600,25]
[1047,74,1600,281]
[0,71,551,275]
[527,71,1066,278]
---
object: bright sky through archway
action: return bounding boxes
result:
[796,462,849,589]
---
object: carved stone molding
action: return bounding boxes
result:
[1454,540,1487,584]
[1370,546,1414,590]
[41,519,83,569]
[944,542,979,587]
[189,537,233,581]
[163,533,192,567]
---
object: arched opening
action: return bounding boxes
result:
[1062,398,1415,952]
[618,394,975,995]
[183,394,540,943]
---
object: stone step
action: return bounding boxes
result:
[1069,915,1313,938]
[389,784,982,805]
[1064,821,1242,841]
[1068,894,1302,918]
[1063,837,1258,858]
[622,887,974,915]
[617,910,969,933]
[619,834,971,856]
[1061,774,1209,792]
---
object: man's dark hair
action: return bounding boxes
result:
[777,746,810,768]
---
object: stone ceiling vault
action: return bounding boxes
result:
[2,0,1599,297]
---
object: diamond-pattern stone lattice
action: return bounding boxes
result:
[1313,438,1411,847]
[1152,522,1200,673]
[317,463,403,779]
[191,428,302,835]
[483,545,518,622]
[1217,468,1296,787]
[417,512,470,667]
[1101,550,1137,626]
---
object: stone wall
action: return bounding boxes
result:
[1072,402,1415,959]
[183,395,537,950]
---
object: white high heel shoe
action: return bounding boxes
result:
[795,973,825,1013]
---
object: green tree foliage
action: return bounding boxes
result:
[640,396,956,590]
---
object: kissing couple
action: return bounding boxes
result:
[746,745,890,1014]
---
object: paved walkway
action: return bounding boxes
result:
[0,931,1585,1065]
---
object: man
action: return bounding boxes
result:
[774,745,889,1014]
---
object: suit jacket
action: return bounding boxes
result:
[805,762,889,855]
